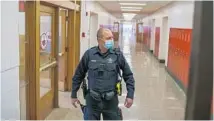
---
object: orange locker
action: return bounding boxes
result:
[167,28,192,88]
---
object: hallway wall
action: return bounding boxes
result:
[142,1,194,62]
[142,1,195,90]
[80,1,117,58]
[1,1,20,119]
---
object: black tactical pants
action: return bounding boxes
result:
[85,92,122,120]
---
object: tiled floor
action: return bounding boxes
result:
[46,34,186,120]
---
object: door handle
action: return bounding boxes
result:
[40,61,57,72]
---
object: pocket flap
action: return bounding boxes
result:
[88,62,99,70]
[105,64,116,71]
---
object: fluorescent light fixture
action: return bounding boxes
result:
[121,6,142,9]
[119,3,146,6]
[123,13,136,20]
[121,9,141,11]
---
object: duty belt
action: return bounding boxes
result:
[89,89,116,101]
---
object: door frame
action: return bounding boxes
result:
[184,1,213,119]
[67,1,81,91]
[58,9,68,91]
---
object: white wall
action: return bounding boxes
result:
[80,1,90,58]
[142,1,195,65]
[86,2,116,26]
[89,14,98,47]
[1,1,20,120]
[161,17,169,61]
[80,1,117,58]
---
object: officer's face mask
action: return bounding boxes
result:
[104,39,114,50]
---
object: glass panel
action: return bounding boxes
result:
[40,14,52,97]
[40,15,52,67]
[40,68,52,97]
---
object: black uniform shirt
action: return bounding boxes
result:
[71,46,135,99]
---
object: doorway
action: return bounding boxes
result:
[89,12,98,47]
[25,1,81,119]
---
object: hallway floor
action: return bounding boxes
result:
[46,37,186,120]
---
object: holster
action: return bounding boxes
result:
[81,79,88,99]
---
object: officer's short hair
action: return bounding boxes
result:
[97,28,110,41]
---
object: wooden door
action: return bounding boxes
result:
[39,5,57,119]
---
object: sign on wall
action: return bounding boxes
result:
[19,0,25,12]
[40,32,51,52]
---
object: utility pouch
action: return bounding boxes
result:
[104,91,115,100]
[89,90,101,101]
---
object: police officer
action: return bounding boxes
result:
[71,28,135,120]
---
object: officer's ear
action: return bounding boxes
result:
[97,37,104,42]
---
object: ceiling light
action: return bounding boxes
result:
[121,7,142,9]
[123,13,136,16]
[119,3,147,6]
[123,13,136,20]
[121,9,141,11]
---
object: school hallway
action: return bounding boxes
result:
[45,35,186,120]
[1,1,212,120]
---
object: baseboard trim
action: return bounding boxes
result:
[143,44,165,64]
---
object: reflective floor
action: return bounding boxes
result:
[46,34,186,120]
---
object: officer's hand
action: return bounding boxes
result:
[71,98,80,108]
[124,98,133,108]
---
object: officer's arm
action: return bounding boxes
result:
[71,50,89,98]
[119,53,135,99]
